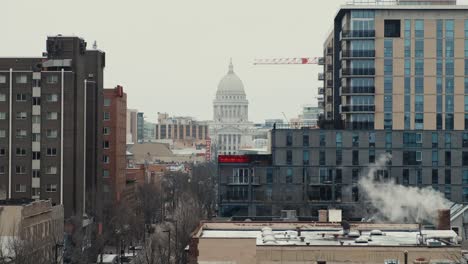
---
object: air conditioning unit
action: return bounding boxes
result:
[280,210,297,221]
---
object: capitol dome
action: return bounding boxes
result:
[216,60,245,95]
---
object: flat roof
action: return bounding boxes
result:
[195,222,459,248]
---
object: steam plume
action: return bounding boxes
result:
[358,154,451,224]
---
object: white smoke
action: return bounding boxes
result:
[358,153,451,224]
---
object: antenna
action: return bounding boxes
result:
[93,41,98,50]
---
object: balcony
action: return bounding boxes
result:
[327,47,333,55]
[341,68,375,76]
[341,50,375,58]
[326,80,333,87]
[318,87,324,95]
[340,105,375,113]
[341,86,375,95]
[318,101,325,108]
[326,64,333,72]
[342,30,375,39]
[318,73,325,81]
[344,121,375,130]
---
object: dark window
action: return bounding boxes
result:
[432,169,438,184]
[384,20,401,38]
[403,169,409,185]
[319,151,326,166]
[335,169,342,184]
[432,133,438,148]
[463,152,468,166]
[352,150,359,165]
[320,132,326,147]
[286,150,292,165]
[352,169,359,184]
[336,149,342,166]
[417,169,422,185]
[286,168,293,184]
[266,168,273,184]
[369,149,375,163]
[352,187,359,202]
[303,150,309,165]
[445,169,451,184]
[286,132,292,146]
[303,134,309,147]
[352,133,359,147]
[445,151,451,166]
[463,133,468,148]
[403,151,422,166]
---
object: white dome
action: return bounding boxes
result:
[216,60,245,95]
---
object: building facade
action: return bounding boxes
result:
[0,36,104,221]
[126,109,138,144]
[154,113,209,144]
[103,86,127,202]
[210,60,255,156]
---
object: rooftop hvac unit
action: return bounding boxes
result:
[280,210,297,221]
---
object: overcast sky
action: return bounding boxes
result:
[3,0,468,123]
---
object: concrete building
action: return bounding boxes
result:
[210,60,255,156]
[0,36,104,222]
[188,221,461,264]
[154,113,209,145]
[0,199,64,262]
[321,0,468,131]
[143,121,156,142]
[301,105,322,127]
[103,86,127,202]
[126,109,138,144]
[137,112,144,143]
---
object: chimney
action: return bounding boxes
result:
[437,209,450,230]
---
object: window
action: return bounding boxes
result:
[0,130,5,138]
[33,151,40,160]
[15,184,26,193]
[46,166,57,174]
[103,169,110,178]
[464,188,468,202]
[352,133,359,147]
[16,93,27,102]
[32,133,40,142]
[303,150,309,165]
[32,170,40,178]
[32,116,40,124]
[445,151,451,166]
[0,166,5,174]
[417,169,422,185]
[445,186,451,200]
[353,150,359,165]
[16,75,27,84]
[103,127,110,135]
[286,132,292,146]
[103,141,110,149]
[32,97,40,106]
[415,19,424,38]
[0,112,5,120]
[46,75,59,84]
[319,150,326,166]
[47,148,57,156]
[16,166,26,174]
[46,94,58,102]
[286,168,293,184]
[0,148,5,156]
[445,170,452,184]
[286,150,292,165]
[403,169,409,185]
[432,133,438,148]
[46,112,58,120]
[432,169,439,184]
[368,132,375,147]
[103,155,110,163]
[336,149,342,166]
[432,150,438,166]
[336,132,342,148]
[464,133,468,148]
[336,169,342,184]
[445,133,452,148]
[266,168,273,184]
[104,98,111,107]
[320,132,326,147]
[463,170,468,185]
[303,134,309,147]
[104,112,110,121]
[15,112,27,120]
[463,152,468,166]
[16,148,26,156]
[0,93,5,102]
[46,184,57,192]
[403,151,422,166]
[0,75,5,84]
[46,129,58,138]
[16,129,27,138]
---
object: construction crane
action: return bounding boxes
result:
[253,57,323,65]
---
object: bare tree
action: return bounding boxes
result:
[134,225,170,264]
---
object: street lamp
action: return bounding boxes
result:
[163,229,171,264]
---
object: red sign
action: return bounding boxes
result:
[218,155,250,163]
[205,139,211,161]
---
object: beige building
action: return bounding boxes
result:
[0,199,64,262]
[321,0,468,131]
[189,221,461,264]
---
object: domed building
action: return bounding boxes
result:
[210,60,254,156]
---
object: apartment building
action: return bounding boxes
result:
[0,36,104,221]
[103,86,127,202]
[154,113,209,143]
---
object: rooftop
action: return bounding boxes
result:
[194,222,459,248]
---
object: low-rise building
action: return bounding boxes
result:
[188,221,461,264]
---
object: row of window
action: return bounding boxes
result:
[0,74,60,85]
[13,184,57,193]
[0,147,57,157]
[0,165,58,175]
[0,129,58,139]
[0,93,59,102]
[0,112,59,120]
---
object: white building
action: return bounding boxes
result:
[210,60,255,156]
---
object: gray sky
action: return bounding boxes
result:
[3,0,468,123]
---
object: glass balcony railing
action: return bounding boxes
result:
[341,86,375,94]
[341,68,375,76]
[342,30,375,38]
[340,105,375,113]
[341,50,375,58]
